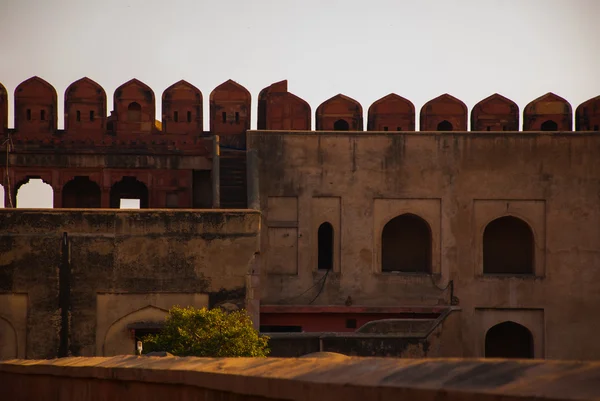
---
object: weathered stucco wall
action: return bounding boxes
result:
[0,210,260,359]
[248,130,600,360]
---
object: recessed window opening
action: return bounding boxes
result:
[503,125,507,131]
[381,214,431,273]
[40,110,46,121]
[346,319,357,329]
[26,109,31,121]
[333,119,350,131]
[485,321,533,359]
[173,111,179,122]
[437,120,453,131]
[483,216,534,275]
[120,198,141,209]
[127,102,142,122]
[90,110,95,121]
[318,222,334,270]
[259,325,302,333]
[16,178,54,208]
[222,112,227,123]
[541,120,558,131]
[187,111,192,122]
[486,126,491,131]
[62,176,101,208]
[383,126,389,131]
[235,112,240,123]
[76,110,81,122]
[594,124,599,131]
[396,127,402,131]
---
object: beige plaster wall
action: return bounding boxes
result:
[0,294,28,359]
[248,130,600,360]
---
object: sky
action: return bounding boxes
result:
[1,0,599,207]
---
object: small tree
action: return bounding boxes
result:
[141,306,269,357]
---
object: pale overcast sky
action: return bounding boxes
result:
[1,0,599,207]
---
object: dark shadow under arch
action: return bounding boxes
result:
[485,321,533,359]
[382,214,431,273]
[110,177,148,208]
[541,120,558,131]
[318,222,334,270]
[62,176,101,208]
[437,120,453,131]
[483,216,534,275]
[333,119,350,131]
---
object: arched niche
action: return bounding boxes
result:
[103,305,168,356]
[420,93,467,131]
[64,77,106,132]
[317,222,334,270]
[16,178,54,208]
[483,216,534,275]
[113,78,155,134]
[471,93,519,131]
[257,80,310,130]
[316,94,363,131]
[367,93,415,131]
[209,79,251,147]
[0,316,18,360]
[485,321,534,359]
[110,176,149,208]
[62,176,101,208]
[14,76,58,134]
[162,80,203,134]
[523,92,572,131]
[381,213,432,273]
[575,95,600,131]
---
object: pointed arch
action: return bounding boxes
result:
[16,178,54,208]
[485,321,533,359]
[381,213,432,273]
[64,77,106,131]
[162,80,203,134]
[258,80,311,130]
[368,93,415,131]
[420,93,467,131]
[471,93,519,131]
[575,95,600,131]
[523,92,572,131]
[62,176,101,208]
[210,80,251,147]
[0,82,7,133]
[113,78,155,133]
[14,76,58,133]
[316,94,363,131]
[483,216,534,275]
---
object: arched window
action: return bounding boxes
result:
[16,178,54,208]
[317,222,334,270]
[541,120,558,131]
[62,177,101,208]
[437,120,453,131]
[483,216,534,275]
[485,321,533,359]
[381,214,431,273]
[127,102,142,122]
[110,177,149,208]
[333,119,350,131]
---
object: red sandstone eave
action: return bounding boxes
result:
[260,305,450,314]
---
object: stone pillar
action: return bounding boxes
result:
[246,149,260,210]
[245,252,261,330]
[211,135,220,208]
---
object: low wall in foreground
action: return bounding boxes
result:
[1,355,600,401]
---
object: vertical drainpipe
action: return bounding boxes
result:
[212,135,220,208]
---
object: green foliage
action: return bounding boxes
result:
[141,306,270,357]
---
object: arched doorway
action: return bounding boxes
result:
[436,120,453,131]
[541,120,558,131]
[62,176,101,208]
[333,119,350,131]
[110,177,149,208]
[317,222,334,270]
[483,216,534,275]
[485,321,534,359]
[16,178,54,208]
[381,214,431,273]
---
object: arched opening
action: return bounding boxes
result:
[382,214,431,273]
[127,102,142,122]
[437,120,453,131]
[541,120,558,131]
[317,222,334,270]
[333,119,350,131]
[485,321,533,359]
[16,178,54,208]
[483,216,534,275]
[110,177,148,209]
[62,177,101,208]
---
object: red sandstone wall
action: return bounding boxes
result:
[367,93,415,131]
[316,94,363,131]
[64,77,106,134]
[420,94,467,131]
[576,96,600,131]
[258,80,310,131]
[523,93,572,131]
[162,80,203,135]
[14,76,57,135]
[471,93,519,131]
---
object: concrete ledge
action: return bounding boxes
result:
[2,356,600,401]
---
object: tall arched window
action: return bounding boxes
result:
[16,178,54,208]
[333,119,350,131]
[110,177,149,208]
[483,216,534,275]
[541,120,558,131]
[62,177,101,208]
[127,102,142,122]
[318,222,334,270]
[485,321,533,359]
[437,120,453,131]
[381,214,431,273]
